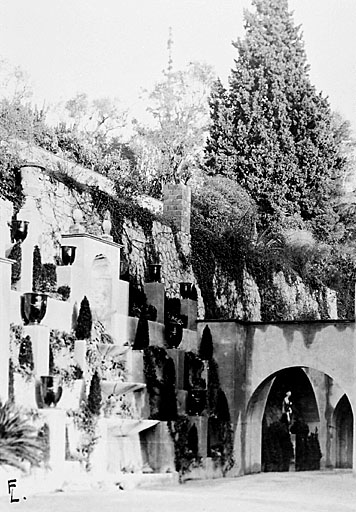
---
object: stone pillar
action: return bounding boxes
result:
[144,282,165,324]
[23,324,50,377]
[0,257,13,402]
[181,299,197,331]
[41,409,66,469]
[90,418,108,474]
[163,183,191,234]
[74,339,87,371]
[17,197,42,292]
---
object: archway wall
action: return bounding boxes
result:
[198,319,356,475]
[246,322,356,404]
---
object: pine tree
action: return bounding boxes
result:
[75,296,92,339]
[88,370,102,416]
[205,0,344,239]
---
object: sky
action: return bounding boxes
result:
[0,0,355,132]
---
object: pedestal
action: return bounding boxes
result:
[90,417,108,474]
[41,409,66,470]
[24,324,50,377]
[166,348,185,389]
[74,339,87,370]
[181,299,197,331]
[0,257,12,402]
[144,282,165,324]
[125,349,144,382]
[57,265,73,289]
[117,279,129,316]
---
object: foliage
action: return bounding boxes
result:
[57,285,71,301]
[191,176,256,318]
[262,419,294,472]
[75,296,92,340]
[8,242,22,287]
[91,320,114,345]
[133,61,216,197]
[199,326,214,361]
[0,400,44,470]
[143,346,177,420]
[67,403,100,470]
[18,335,34,374]
[9,324,34,382]
[206,357,235,474]
[168,415,202,480]
[50,329,76,352]
[40,263,57,293]
[205,0,346,241]
[49,329,83,385]
[0,145,24,213]
[87,371,102,416]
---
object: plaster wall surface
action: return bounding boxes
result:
[246,322,355,400]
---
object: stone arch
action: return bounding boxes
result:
[244,365,353,474]
[333,394,353,469]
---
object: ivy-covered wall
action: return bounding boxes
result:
[15,145,339,322]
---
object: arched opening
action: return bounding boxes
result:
[262,368,321,472]
[334,395,353,469]
[245,366,354,474]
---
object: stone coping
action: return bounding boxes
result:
[62,232,123,249]
[197,318,355,326]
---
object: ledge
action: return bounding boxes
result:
[197,318,355,326]
[62,232,123,248]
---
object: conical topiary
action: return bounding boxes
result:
[88,370,102,416]
[32,245,42,292]
[132,315,150,350]
[199,325,213,361]
[75,296,92,339]
[9,242,22,287]
[18,335,34,371]
[49,345,55,375]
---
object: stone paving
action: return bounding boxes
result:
[0,470,355,512]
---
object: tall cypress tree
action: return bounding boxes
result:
[205,0,344,239]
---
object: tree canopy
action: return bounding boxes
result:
[204,0,346,240]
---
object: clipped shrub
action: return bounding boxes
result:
[75,296,92,339]
[41,263,57,293]
[8,242,21,287]
[161,357,177,420]
[87,371,102,416]
[32,245,42,292]
[190,285,198,301]
[57,285,71,301]
[18,335,34,372]
[132,315,150,350]
[49,345,55,375]
[199,325,214,361]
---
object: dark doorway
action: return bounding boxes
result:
[335,395,353,469]
[262,367,320,472]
